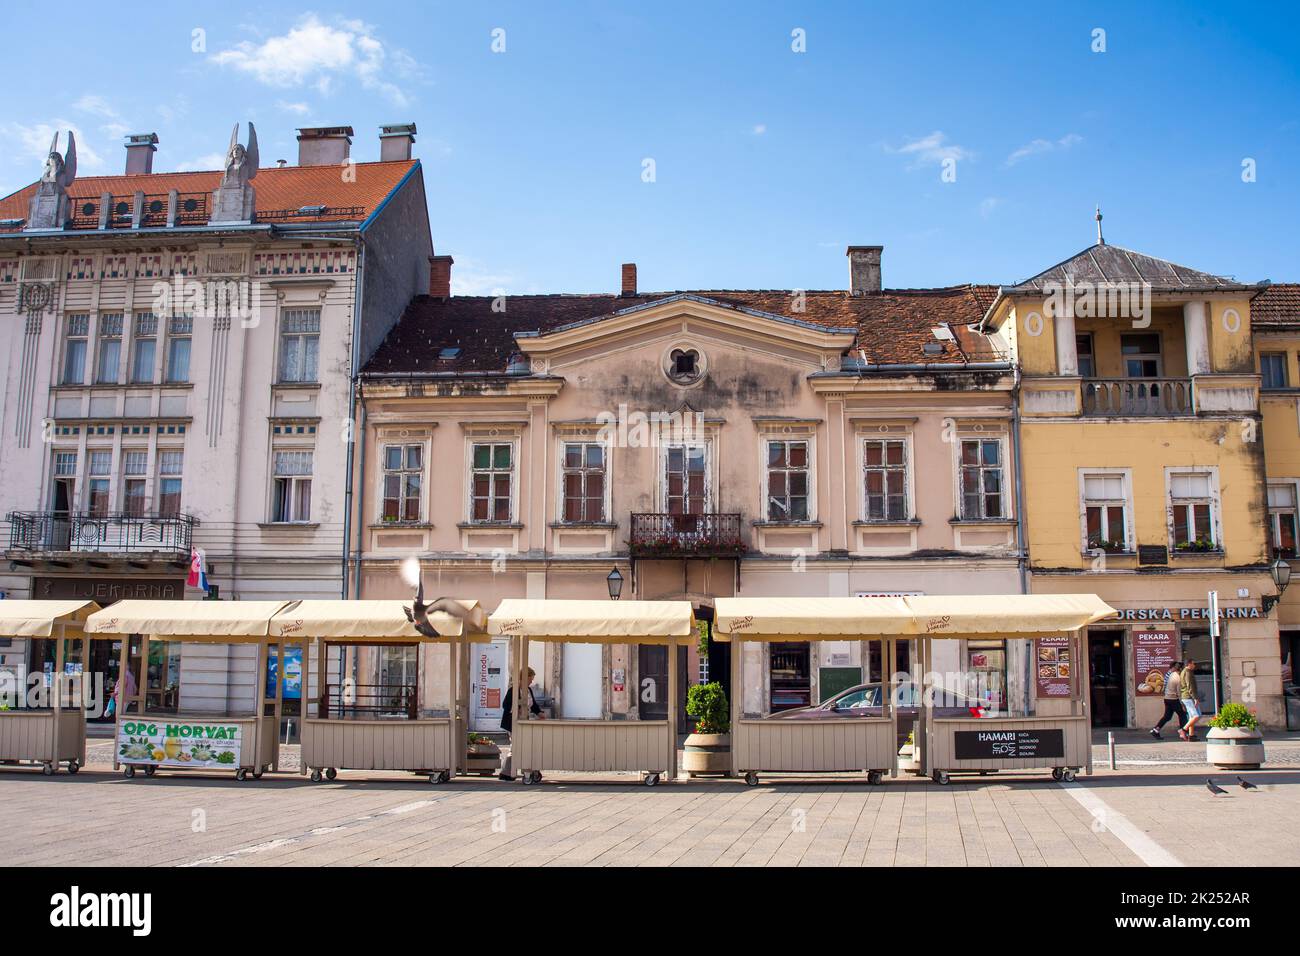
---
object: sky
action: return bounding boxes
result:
[2,1,1298,295]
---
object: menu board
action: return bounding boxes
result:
[117,719,242,769]
[954,729,1065,760]
[1132,625,1178,697]
[1035,636,1073,698]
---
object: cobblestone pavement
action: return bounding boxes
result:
[4,739,1296,867]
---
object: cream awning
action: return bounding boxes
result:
[487,599,696,643]
[714,594,1115,640]
[268,599,487,641]
[0,599,101,638]
[85,600,296,642]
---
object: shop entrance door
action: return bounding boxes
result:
[1088,631,1125,727]
[470,640,509,732]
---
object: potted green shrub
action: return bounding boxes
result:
[464,731,501,776]
[1205,702,1265,769]
[682,681,731,777]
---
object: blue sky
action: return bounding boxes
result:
[3,1,1298,294]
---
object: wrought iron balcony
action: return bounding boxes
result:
[629,512,746,557]
[1081,377,1192,417]
[7,511,195,557]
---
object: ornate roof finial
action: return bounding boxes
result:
[1095,204,1105,245]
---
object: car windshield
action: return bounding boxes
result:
[828,686,880,709]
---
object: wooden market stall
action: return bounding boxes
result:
[86,599,296,781]
[487,599,695,786]
[715,594,1115,786]
[267,599,487,784]
[0,600,102,775]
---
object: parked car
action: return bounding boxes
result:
[770,682,997,745]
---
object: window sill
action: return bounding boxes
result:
[273,382,322,390]
[52,382,194,391]
[371,522,432,530]
[1171,549,1225,558]
[549,521,617,529]
[754,520,823,528]
[458,522,524,530]
[852,519,918,528]
[1081,549,1136,558]
[949,518,1017,527]
[258,522,320,529]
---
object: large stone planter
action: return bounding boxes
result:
[1206,726,1265,770]
[682,732,730,777]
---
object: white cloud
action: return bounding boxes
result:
[1005,132,1083,166]
[752,124,767,135]
[0,120,106,174]
[449,257,515,297]
[74,95,120,120]
[978,197,1003,219]
[890,131,973,169]
[175,153,227,173]
[276,100,311,116]
[211,14,414,107]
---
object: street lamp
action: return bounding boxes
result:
[606,567,624,601]
[1264,556,1292,615]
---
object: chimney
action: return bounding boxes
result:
[621,263,637,297]
[296,126,354,167]
[429,254,453,298]
[379,123,417,162]
[124,133,158,175]
[847,245,883,295]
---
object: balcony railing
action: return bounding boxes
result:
[1081,377,1192,417]
[629,512,745,557]
[7,511,195,556]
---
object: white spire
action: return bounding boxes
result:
[1095,205,1105,245]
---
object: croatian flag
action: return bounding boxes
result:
[187,547,209,593]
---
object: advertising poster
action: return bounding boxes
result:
[1035,636,1073,698]
[266,647,303,700]
[1132,625,1179,697]
[117,719,242,768]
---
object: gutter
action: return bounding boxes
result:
[815,361,1013,376]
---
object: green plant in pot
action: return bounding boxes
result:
[1205,702,1265,770]
[682,681,731,777]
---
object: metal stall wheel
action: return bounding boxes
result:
[1062,769,1076,782]
[310,769,323,782]
[41,762,54,776]
[933,770,950,786]
[123,765,136,779]
[1051,767,1064,781]
[144,766,157,777]
[867,770,884,786]
[643,773,660,787]
[428,770,451,784]
[325,768,337,781]
[744,771,759,787]
[235,768,248,781]
[67,760,80,774]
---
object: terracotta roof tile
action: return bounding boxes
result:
[364,285,1005,376]
[1252,283,1300,329]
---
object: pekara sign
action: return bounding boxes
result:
[117,719,242,768]
[1034,636,1074,698]
[1113,605,1262,622]
[1131,625,1179,697]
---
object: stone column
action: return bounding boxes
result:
[1184,300,1211,375]
[1053,305,1079,376]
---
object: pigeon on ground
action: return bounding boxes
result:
[403,575,476,638]
[1237,776,1258,790]
[1206,778,1227,796]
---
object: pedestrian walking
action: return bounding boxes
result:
[498,667,543,781]
[1180,660,1202,740]
[1150,661,1187,738]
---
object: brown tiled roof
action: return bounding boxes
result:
[1251,283,1300,329]
[0,160,417,229]
[1007,243,1253,293]
[364,285,1004,375]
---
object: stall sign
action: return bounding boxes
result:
[117,720,242,768]
[1035,637,1073,698]
[1132,625,1179,697]
[954,729,1065,760]
[266,646,303,700]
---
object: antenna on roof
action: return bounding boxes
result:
[1095,205,1105,245]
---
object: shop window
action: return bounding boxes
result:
[1169,472,1216,551]
[381,444,423,522]
[62,314,89,385]
[131,313,158,384]
[272,449,314,522]
[562,441,607,523]
[959,438,1004,519]
[862,438,907,521]
[1269,483,1298,558]
[95,314,123,384]
[1121,333,1162,377]
[1261,352,1289,390]
[1083,472,1130,551]
[157,450,183,517]
[470,442,513,523]
[767,439,809,521]
[279,309,321,383]
[146,640,181,714]
[964,640,1007,714]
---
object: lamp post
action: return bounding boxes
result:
[606,567,624,601]
[1264,556,1292,615]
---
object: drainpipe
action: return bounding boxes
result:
[1010,363,1032,713]
[340,237,366,695]
[352,392,368,599]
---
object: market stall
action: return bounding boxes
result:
[0,600,102,775]
[267,599,487,784]
[715,594,1115,786]
[487,599,695,786]
[86,600,296,781]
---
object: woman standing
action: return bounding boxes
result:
[1179,660,1201,741]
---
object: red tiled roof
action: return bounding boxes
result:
[364,285,1004,375]
[1252,284,1300,329]
[0,160,417,227]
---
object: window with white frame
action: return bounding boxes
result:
[272,449,314,522]
[157,450,183,517]
[62,314,89,385]
[382,444,423,522]
[862,438,907,521]
[95,314,123,384]
[959,438,1005,519]
[53,451,78,478]
[766,439,810,521]
[562,442,607,523]
[1169,471,1216,551]
[1268,483,1297,559]
[86,450,112,516]
[165,315,192,383]
[1082,472,1129,551]
[279,309,321,383]
[121,450,149,516]
[470,442,513,523]
[131,313,158,384]
[664,443,708,515]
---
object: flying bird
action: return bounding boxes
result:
[1237,776,1258,790]
[402,565,475,638]
[1206,779,1227,796]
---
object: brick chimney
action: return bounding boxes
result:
[621,263,637,297]
[296,126,354,167]
[124,133,158,175]
[847,245,883,295]
[429,255,453,298]
[379,123,417,162]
